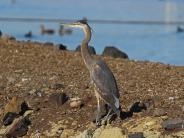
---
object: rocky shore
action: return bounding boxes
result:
[0,38,184,137]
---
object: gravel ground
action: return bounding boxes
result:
[0,38,184,137]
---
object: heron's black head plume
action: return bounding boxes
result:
[77,19,88,25]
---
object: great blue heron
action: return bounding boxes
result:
[61,20,121,126]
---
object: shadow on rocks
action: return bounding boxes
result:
[120,101,147,120]
[91,101,147,125]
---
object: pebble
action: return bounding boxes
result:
[70,97,83,108]
[71,121,78,126]
[28,89,43,97]
[35,90,43,97]
[49,75,59,81]
[168,97,175,101]
[21,78,29,82]
[162,118,184,130]
[7,77,16,84]
[70,101,82,108]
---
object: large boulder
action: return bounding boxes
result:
[0,30,2,37]
[75,45,96,55]
[55,44,67,50]
[102,46,128,59]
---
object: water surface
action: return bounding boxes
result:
[0,0,184,65]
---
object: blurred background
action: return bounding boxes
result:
[0,0,184,65]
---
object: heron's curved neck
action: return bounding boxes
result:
[81,25,94,69]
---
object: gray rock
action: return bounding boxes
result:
[55,44,67,50]
[128,132,144,138]
[49,92,68,106]
[3,112,19,126]
[102,46,128,59]
[35,90,43,97]
[28,89,43,97]
[75,45,96,55]
[162,118,184,130]
[50,83,64,90]
[43,42,54,46]
[153,108,167,117]
[5,116,30,138]
[0,30,2,37]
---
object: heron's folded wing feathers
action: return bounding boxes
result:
[91,60,120,108]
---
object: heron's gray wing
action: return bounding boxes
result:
[91,60,120,108]
[95,60,119,98]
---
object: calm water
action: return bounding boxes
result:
[0,0,184,65]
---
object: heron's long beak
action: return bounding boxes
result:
[60,22,76,27]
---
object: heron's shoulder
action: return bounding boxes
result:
[91,60,114,78]
[93,60,109,68]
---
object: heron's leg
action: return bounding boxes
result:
[101,107,112,124]
[94,89,101,126]
[96,96,101,126]
[106,112,117,124]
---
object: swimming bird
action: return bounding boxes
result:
[59,25,72,36]
[40,25,55,35]
[61,20,121,126]
[24,31,32,38]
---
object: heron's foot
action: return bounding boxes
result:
[101,113,117,125]
[96,120,101,127]
[96,117,101,127]
[106,113,116,124]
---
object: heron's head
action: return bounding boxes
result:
[60,20,89,29]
